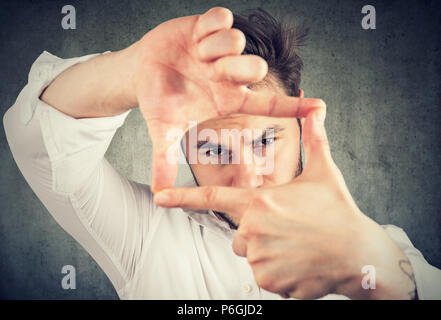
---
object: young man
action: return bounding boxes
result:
[4,7,441,299]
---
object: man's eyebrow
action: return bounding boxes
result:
[253,125,285,143]
[195,126,285,148]
[196,140,223,149]
[264,125,285,134]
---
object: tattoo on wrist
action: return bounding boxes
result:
[399,259,418,300]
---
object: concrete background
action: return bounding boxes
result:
[1,0,440,299]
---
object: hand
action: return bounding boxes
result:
[126,7,324,193]
[153,107,417,300]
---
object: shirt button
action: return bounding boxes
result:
[243,283,252,293]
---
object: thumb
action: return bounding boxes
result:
[301,108,333,176]
[154,185,249,222]
[148,122,185,193]
[151,144,179,194]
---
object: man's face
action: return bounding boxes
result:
[185,114,301,188]
[183,81,302,227]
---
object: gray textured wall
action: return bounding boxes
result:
[1,0,440,299]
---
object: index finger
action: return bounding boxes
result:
[154,186,251,220]
[194,7,234,42]
[239,90,326,118]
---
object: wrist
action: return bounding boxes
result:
[40,47,139,118]
[95,46,139,113]
[336,215,417,299]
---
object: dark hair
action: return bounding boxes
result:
[232,9,308,97]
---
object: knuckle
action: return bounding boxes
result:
[232,246,243,257]
[235,194,269,237]
[232,237,245,256]
[237,216,260,239]
[309,98,327,113]
[255,272,277,292]
[213,58,226,78]
[237,223,254,239]
[289,287,311,300]
[317,98,326,108]
[247,252,260,265]
[289,282,326,300]
[237,190,255,213]
[268,95,278,116]
[229,28,246,50]
[251,192,271,210]
[202,186,217,206]
[197,42,207,59]
[289,288,305,300]
[246,244,264,265]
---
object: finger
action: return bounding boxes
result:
[287,280,333,300]
[151,145,179,194]
[211,55,268,84]
[232,233,247,257]
[301,109,333,175]
[239,90,326,118]
[194,7,233,42]
[198,28,245,62]
[154,186,250,221]
[146,121,185,194]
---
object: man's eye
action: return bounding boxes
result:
[206,147,228,157]
[255,137,276,148]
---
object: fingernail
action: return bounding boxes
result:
[155,191,170,205]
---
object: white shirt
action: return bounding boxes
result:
[3,51,441,300]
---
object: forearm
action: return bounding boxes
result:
[335,217,419,300]
[336,255,417,300]
[40,45,138,119]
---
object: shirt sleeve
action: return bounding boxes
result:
[3,51,160,297]
[382,224,441,299]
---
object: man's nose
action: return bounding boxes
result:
[231,152,263,188]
